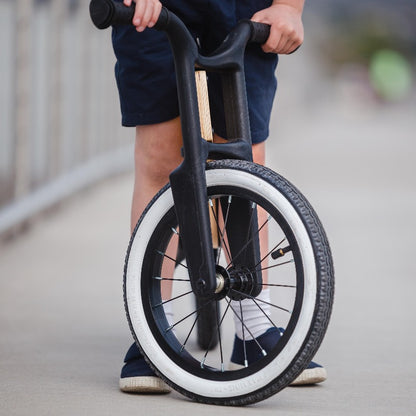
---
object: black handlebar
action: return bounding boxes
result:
[89,0,134,29]
[247,21,270,44]
[89,0,270,44]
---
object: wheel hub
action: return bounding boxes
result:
[214,265,257,300]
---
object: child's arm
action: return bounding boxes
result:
[251,0,305,54]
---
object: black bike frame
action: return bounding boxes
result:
[155,10,262,297]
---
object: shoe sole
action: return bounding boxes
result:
[228,363,327,386]
[289,367,327,386]
[119,376,171,394]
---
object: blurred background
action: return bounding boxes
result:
[0,1,415,415]
[0,0,415,234]
[0,0,132,236]
[0,0,415,235]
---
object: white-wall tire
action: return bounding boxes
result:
[124,160,334,405]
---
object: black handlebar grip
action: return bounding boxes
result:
[249,21,270,44]
[89,0,135,29]
[249,21,300,53]
[153,7,169,30]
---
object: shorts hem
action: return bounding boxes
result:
[121,108,180,127]
[251,128,269,144]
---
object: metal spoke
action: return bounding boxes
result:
[180,311,201,353]
[228,300,267,357]
[152,289,193,308]
[253,238,286,270]
[256,281,296,288]
[201,300,231,369]
[216,300,225,372]
[231,288,291,314]
[171,227,179,235]
[252,259,295,273]
[239,301,248,367]
[209,198,233,267]
[156,250,188,270]
[250,297,283,336]
[225,215,271,269]
[165,306,199,333]
[153,276,190,282]
[166,297,216,334]
[216,195,232,265]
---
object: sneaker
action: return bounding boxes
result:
[229,327,327,386]
[290,360,327,386]
[119,343,171,393]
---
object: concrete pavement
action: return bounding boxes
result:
[1,49,416,415]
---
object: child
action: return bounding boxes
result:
[111,0,326,393]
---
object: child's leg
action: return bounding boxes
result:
[130,117,183,232]
[120,118,182,393]
[131,118,184,301]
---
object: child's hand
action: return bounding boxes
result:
[123,0,162,32]
[251,0,304,54]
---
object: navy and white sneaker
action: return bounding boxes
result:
[119,343,171,393]
[229,327,327,386]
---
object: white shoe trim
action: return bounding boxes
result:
[119,376,171,394]
[229,362,327,386]
[289,367,327,386]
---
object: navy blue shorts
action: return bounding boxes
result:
[112,0,278,143]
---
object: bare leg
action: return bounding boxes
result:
[120,117,183,394]
[252,141,265,166]
[131,117,183,233]
[131,117,183,299]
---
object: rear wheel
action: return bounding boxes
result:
[124,160,334,405]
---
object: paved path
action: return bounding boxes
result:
[1,49,416,415]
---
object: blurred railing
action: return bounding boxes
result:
[0,0,132,235]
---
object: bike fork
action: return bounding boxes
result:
[164,13,263,298]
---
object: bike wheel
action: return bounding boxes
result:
[124,159,334,405]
